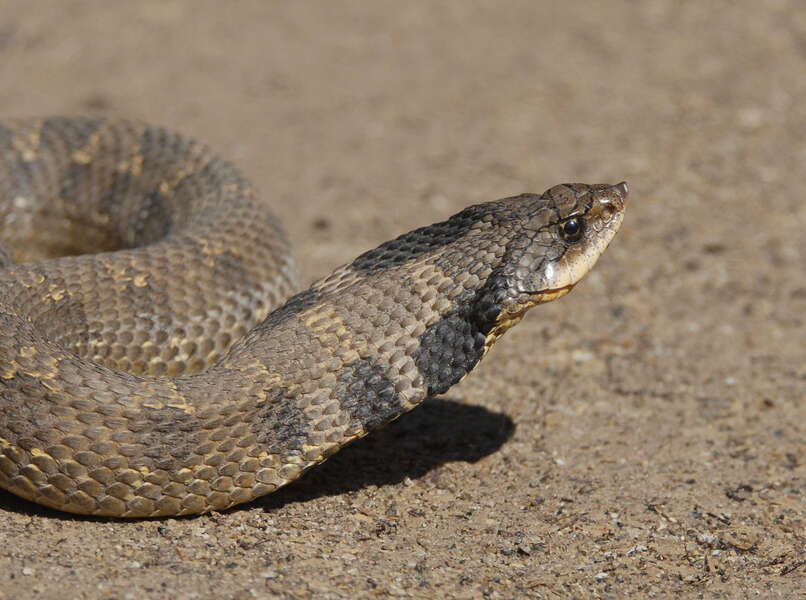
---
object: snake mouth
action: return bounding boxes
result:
[535,283,575,295]
[517,282,577,305]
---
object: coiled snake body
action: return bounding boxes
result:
[0,118,627,517]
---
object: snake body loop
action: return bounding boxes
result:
[0,118,627,516]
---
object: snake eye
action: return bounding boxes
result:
[560,217,585,242]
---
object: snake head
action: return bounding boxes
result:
[480,182,628,343]
[517,182,627,300]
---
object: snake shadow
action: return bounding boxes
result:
[252,396,515,511]
[0,397,514,518]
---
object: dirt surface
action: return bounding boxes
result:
[0,2,804,598]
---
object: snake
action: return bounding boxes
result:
[0,117,627,517]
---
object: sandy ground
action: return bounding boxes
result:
[0,2,804,598]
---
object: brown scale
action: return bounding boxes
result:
[0,117,627,516]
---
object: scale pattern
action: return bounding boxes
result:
[0,118,627,516]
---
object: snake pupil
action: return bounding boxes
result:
[560,217,584,242]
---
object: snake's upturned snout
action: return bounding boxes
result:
[615,181,629,204]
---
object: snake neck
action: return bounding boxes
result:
[213,255,509,448]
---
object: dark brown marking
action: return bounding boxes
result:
[336,358,403,431]
[251,386,311,456]
[260,288,320,329]
[349,204,492,274]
